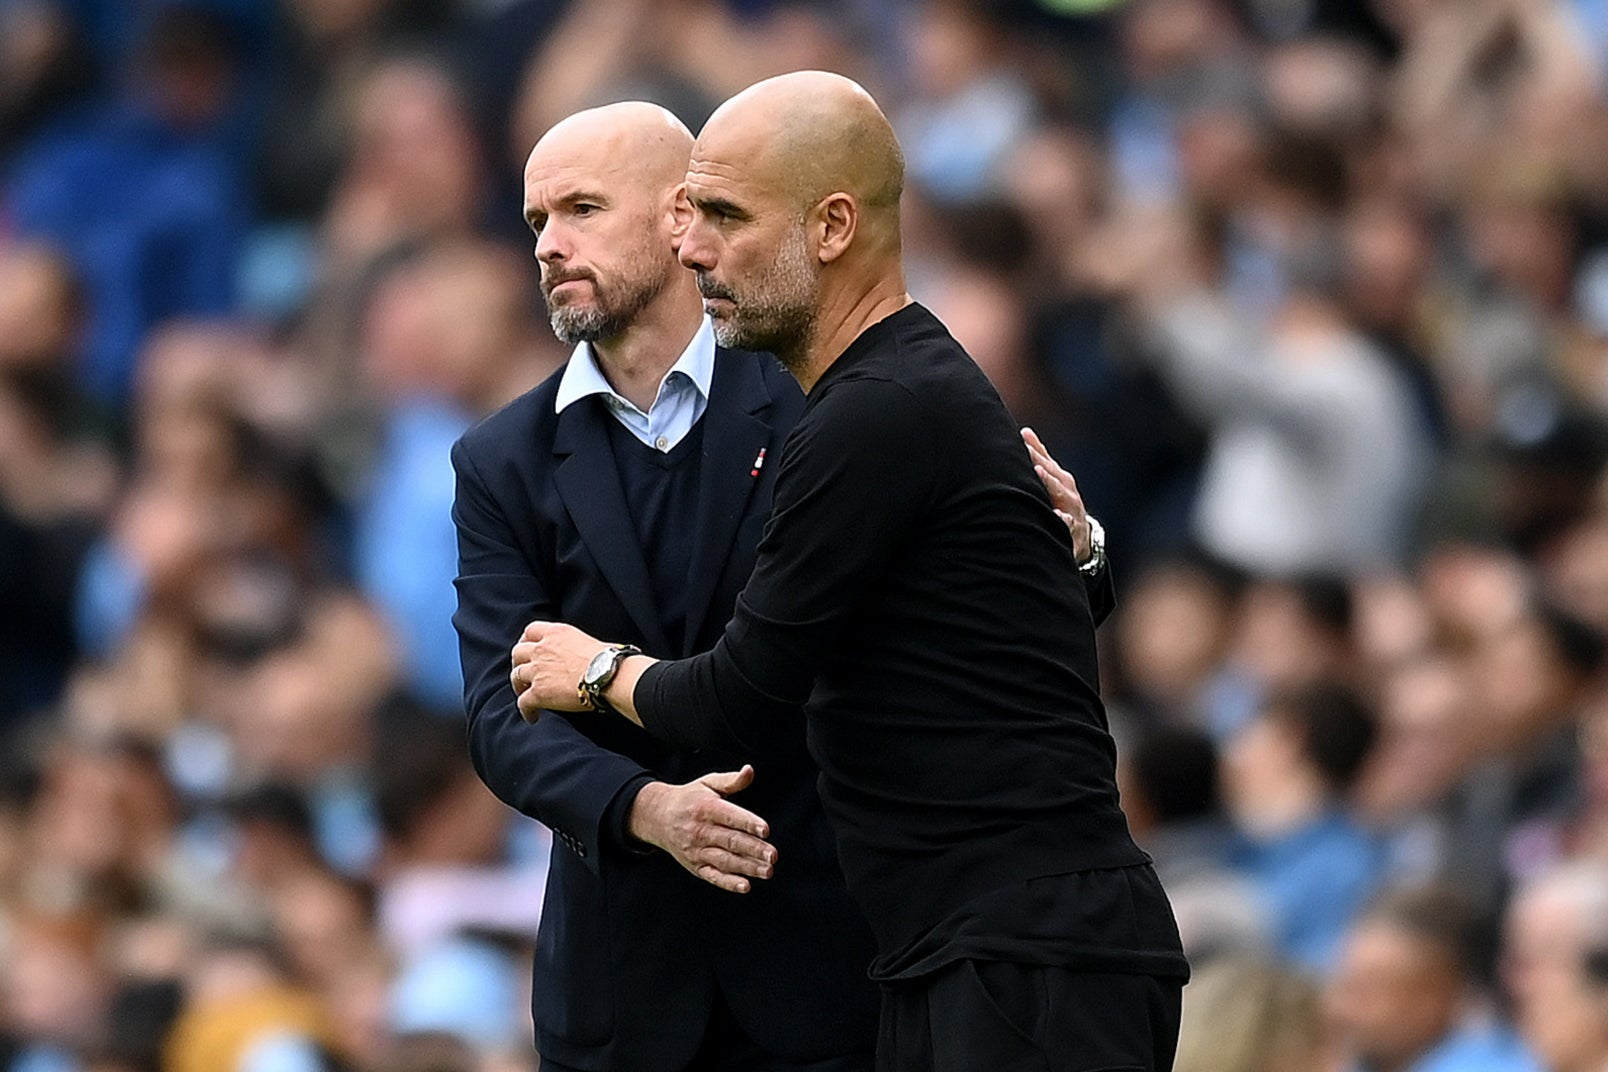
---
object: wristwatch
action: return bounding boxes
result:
[580,644,643,714]
[1078,515,1107,577]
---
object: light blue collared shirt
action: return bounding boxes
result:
[554,317,715,452]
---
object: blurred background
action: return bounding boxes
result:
[3,0,1608,1069]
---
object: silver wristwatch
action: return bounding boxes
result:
[579,644,642,713]
[1078,515,1107,577]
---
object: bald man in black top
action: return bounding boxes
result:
[513,72,1188,1072]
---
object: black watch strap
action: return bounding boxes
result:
[582,644,643,713]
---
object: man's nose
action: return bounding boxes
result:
[535,220,567,264]
[678,217,714,272]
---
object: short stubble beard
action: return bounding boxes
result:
[544,235,672,345]
[699,223,819,373]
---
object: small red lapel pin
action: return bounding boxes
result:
[750,448,766,477]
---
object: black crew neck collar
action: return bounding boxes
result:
[809,301,928,396]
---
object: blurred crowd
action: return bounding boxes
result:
[4,0,1608,1070]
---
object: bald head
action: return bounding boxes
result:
[697,71,904,226]
[522,102,697,346]
[526,101,693,194]
[676,74,909,379]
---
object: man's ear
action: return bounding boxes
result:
[816,193,858,264]
[669,183,693,250]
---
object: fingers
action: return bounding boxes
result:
[656,783,778,893]
[706,816,776,865]
[1035,465,1087,533]
[687,792,774,855]
[1034,464,1070,505]
[687,830,777,894]
[508,625,602,714]
[516,688,544,724]
[695,844,774,880]
[1023,429,1092,559]
[1031,452,1079,500]
[701,794,771,841]
[699,764,756,798]
[1021,427,1080,495]
[694,864,755,894]
[509,640,538,696]
[1022,427,1059,476]
[689,810,776,871]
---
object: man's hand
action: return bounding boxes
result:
[510,621,609,721]
[1022,427,1093,565]
[629,765,777,894]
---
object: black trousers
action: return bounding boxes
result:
[876,963,1183,1072]
[540,989,875,1072]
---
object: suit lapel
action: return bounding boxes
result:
[682,350,774,653]
[552,398,674,655]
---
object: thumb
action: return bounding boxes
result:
[700,764,756,797]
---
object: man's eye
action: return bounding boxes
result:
[574,204,598,216]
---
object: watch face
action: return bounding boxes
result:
[583,648,617,687]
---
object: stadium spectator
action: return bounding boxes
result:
[351,242,558,711]
[1132,225,1433,574]
[1327,884,1539,1072]
[1112,557,1246,729]
[1224,683,1384,970]
[1174,955,1336,1072]
[1506,862,1608,1072]
[4,7,247,405]
[1441,604,1607,910]
[1122,725,1266,960]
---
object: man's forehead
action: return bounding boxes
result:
[525,142,624,183]
[523,154,634,211]
[685,147,772,201]
[684,158,737,190]
[689,118,761,169]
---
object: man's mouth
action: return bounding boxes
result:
[543,272,593,298]
[697,274,734,303]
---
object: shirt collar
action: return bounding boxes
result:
[554,316,716,415]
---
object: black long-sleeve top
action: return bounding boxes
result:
[636,304,1184,977]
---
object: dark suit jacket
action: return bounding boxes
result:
[451,348,879,1070]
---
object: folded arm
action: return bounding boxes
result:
[516,379,937,754]
[515,385,1115,746]
[454,439,772,889]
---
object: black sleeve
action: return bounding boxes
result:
[602,773,657,855]
[635,379,940,754]
[1085,560,1116,627]
[452,439,654,871]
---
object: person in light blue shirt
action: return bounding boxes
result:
[352,241,555,714]
[553,311,715,453]
[1328,884,1540,1072]
[355,396,475,713]
[1226,683,1387,972]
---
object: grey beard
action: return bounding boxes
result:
[545,267,665,345]
[549,304,626,345]
[703,222,819,362]
[712,311,815,371]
